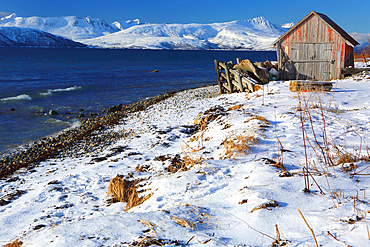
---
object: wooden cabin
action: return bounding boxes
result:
[272,11,359,81]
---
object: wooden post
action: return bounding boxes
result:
[214,60,223,94]
[230,69,244,92]
[224,65,233,93]
[219,62,233,94]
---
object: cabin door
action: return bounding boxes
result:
[291,42,333,81]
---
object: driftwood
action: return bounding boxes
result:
[289,80,333,92]
[342,67,370,77]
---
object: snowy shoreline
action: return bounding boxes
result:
[0,85,219,177]
[2,75,370,246]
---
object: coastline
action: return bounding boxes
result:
[2,75,370,246]
[0,85,218,178]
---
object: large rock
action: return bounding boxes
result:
[49,110,59,115]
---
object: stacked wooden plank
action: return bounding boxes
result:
[214,60,257,94]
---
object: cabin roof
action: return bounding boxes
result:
[272,11,359,47]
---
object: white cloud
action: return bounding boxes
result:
[0,12,11,17]
[351,32,370,43]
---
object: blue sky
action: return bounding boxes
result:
[1,0,369,34]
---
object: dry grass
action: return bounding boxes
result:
[157,144,206,174]
[194,106,226,131]
[250,199,279,213]
[164,154,187,173]
[108,175,152,211]
[172,215,196,230]
[244,115,271,126]
[227,104,243,111]
[181,142,206,169]
[171,203,220,231]
[139,220,161,237]
[4,239,23,247]
[130,236,182,246]
[221,132,259,159]
[337,153,357,165]
[253,85,262,91]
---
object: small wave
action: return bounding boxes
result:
[45,118,69,125]
[1,94,32,101]
[69,120,81,129]
[39,86,82,96]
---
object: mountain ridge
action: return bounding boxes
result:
[0,26,86,47]
[0,13,120,40]
[0,13,290,50]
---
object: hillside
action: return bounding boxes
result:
[0,27,86,47]
[0,14,120,40]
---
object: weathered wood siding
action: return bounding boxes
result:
[276,13,352,80]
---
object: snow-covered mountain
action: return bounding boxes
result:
[0,13,289,50]
[281,22,295,29]
[0,13,120,40]
[0,27,86,47]
[111,19,143,31]
[82,17,288,50]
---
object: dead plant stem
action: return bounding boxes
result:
[274,114,284,165]
[304,99,329,166]
[230,213,277,241]
[275,224,281,247]
[299,94,310,192]
[327,231,350,246]
[319,103,334,166]
[298,208,319,247]
[303,167,325,195]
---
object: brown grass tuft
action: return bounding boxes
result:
[172,215,196,230]
[194,106,226,131]
[228,104,243,111]
[337,153,356,165]
[108,175,152,211]
[244,115,271,126]
[171,204,220,231]
[251,200,279,213]
[139,220,161,237]
[4,239,23,247]
[131,236,182,246]
[221,132,259,159]
[181,142,206,170]
[164,154,187,173]
[253,85,262,91]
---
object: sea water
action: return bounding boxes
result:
[0,47,276,154]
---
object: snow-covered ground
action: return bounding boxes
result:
[2,68,370,246]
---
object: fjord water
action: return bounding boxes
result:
[0,47,276,154]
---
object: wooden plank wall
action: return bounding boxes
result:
[277,14,347,80]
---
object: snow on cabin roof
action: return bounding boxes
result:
[272,10,359,47]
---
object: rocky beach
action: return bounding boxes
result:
[0,85,219,179]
